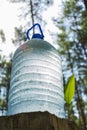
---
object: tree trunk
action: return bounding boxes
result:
[0,111,79,130]
[30,0,35,34]
[83,0,87,10]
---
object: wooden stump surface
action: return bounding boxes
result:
[0,111,79,130]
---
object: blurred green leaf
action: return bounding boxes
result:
[64,75,75,104]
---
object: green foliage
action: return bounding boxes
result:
[0,98,6,108]
[12,26,27,45]
[0,99,3,106]
[0,30,6,42]
[54,0,87,129]
[64,75,75,104]
[8,0,53,26]
[0,55,12,112]
[9,0,53,45]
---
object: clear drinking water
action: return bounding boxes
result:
[7,39,65,118]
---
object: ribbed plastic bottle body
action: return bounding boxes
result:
[7,39,65,118]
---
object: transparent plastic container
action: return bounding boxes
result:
[7,39,65,118]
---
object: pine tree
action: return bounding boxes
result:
[0,30,12,115]
[0,55,12,115]
[8,0,53,33]
[54,0,87,129]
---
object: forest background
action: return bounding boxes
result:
[0,0,87,130]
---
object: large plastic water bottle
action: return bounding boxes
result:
[7,23,65,118]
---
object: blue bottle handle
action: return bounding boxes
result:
[26,23,44,40]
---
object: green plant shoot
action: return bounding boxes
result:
[64,75,75,104]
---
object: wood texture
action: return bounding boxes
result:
[0,111,79,130]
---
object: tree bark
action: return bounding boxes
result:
[83,0,87,10]
[30,0,35,34]
[0,111,79,130]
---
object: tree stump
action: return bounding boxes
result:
[0,111,79,130]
